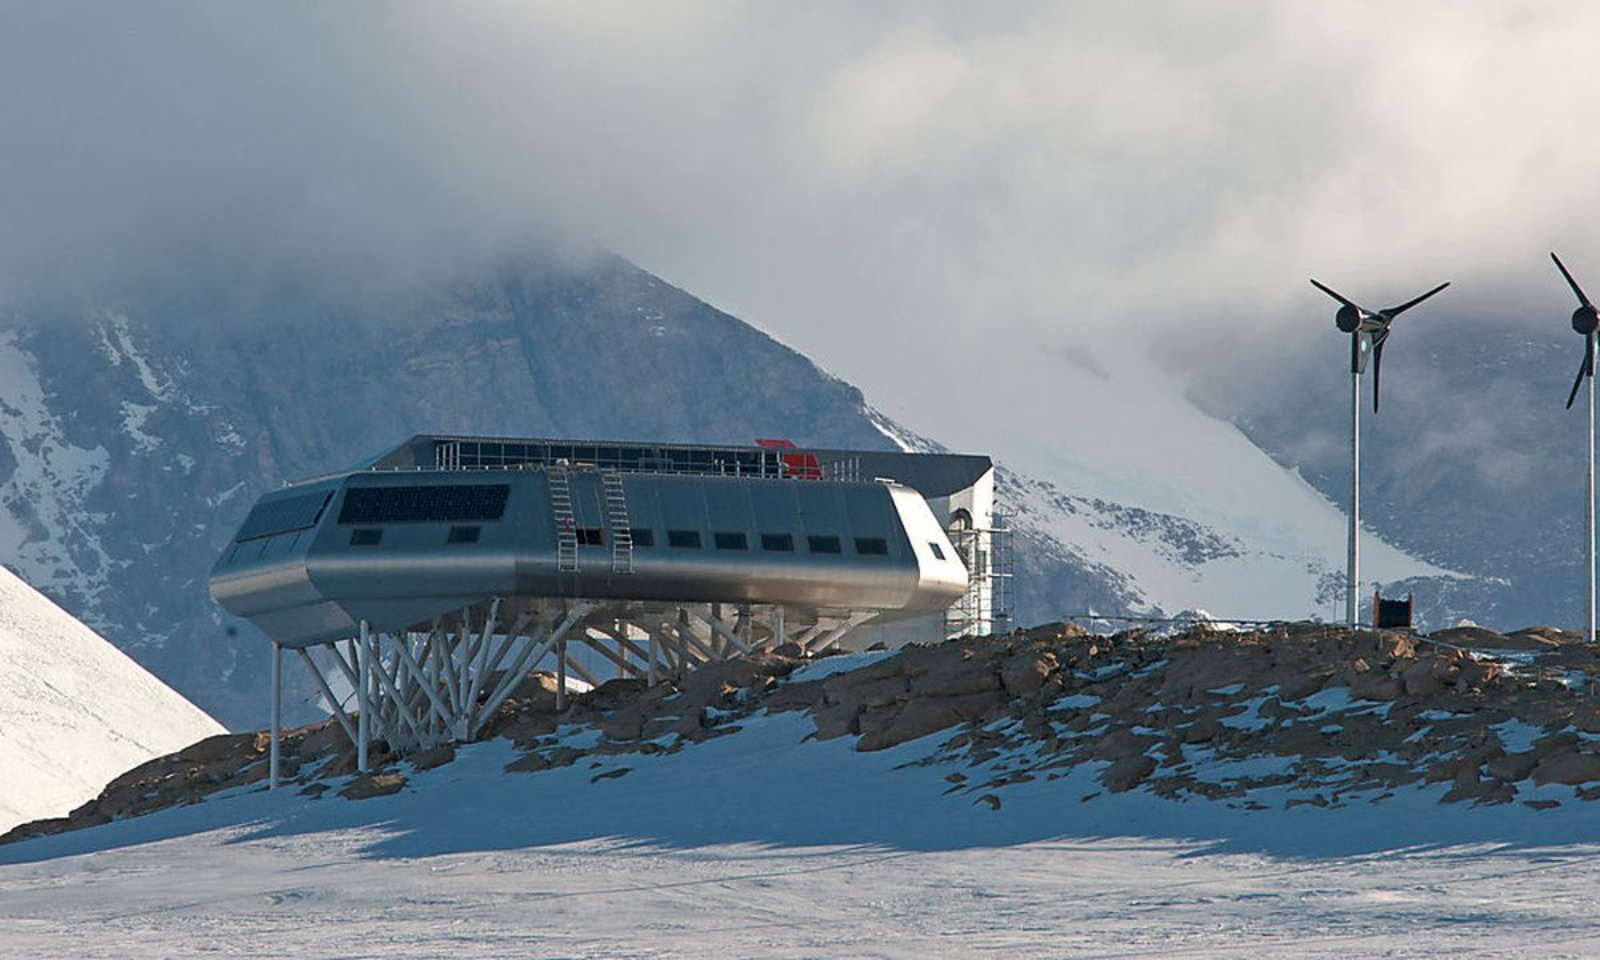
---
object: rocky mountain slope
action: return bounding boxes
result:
[0,251,1466,729]
[0,563,222,833]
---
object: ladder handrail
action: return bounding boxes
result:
[601,470,634,575]
[549,467,579,574]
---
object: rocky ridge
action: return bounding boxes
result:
[10,621,1600,844]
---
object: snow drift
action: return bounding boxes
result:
[0,564,224,833]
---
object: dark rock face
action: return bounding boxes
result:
[0,252,1135,728]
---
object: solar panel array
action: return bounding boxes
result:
[337,484,510,525]
[234,491,333,543]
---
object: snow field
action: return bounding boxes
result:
[4,708,1600,957]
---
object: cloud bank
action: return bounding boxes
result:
[3,2,1597,411]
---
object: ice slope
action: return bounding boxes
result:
[0,564,224,833]
[2,709,1599,958]
[910,346,1457,620]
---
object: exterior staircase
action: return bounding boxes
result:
[602,470,634,574]
[549,467,578,573]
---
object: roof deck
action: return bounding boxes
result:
[364,434,993,498]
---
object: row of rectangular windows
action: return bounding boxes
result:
[347,526,893,556]
[619,529,886,555]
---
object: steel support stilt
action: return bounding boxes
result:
[556,636,568,712]
[1589,357,1596,646]
[269,640,281,791]
[1348,368,1361,628]
[357,620,370,773]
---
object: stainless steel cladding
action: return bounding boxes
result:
[211,467,971,648]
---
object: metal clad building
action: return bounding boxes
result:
[209,435,1009,777]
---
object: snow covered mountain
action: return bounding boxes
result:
[0,251,1468,727]
[0,564,222,834]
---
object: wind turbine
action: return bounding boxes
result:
[1553,252,1599,645]
[1310,276,1450,627]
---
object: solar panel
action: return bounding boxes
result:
[337,484,510,525]
[235,491,333,542]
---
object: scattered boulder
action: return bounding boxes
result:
[855,692,1003,752]
[1486,752,1538,782]
[339,772,406,800]
[1532,750,1600,786]
[1000,652,1056,698]
[1350,673,1402,702]
[410,745,456,771]
[1101,755,1158,793]
[1403,661,1446,698]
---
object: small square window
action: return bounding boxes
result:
[667,529,702,548]
[714,531,749,550]
[929,541,946,561]
[807,535,842,554]
[350,528,383,546]
[854,537,888,556]
[447,526,480,544]
[576,527,603,546]
[629,527,655,547]
[760,533,795,552]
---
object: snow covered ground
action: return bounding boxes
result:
[0,564,223,834]
[4,709,1598,958]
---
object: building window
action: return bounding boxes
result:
[629,527,655,547]
[760,533,795,552]
[667,529,702,548]
[576,527,604,546]
[807,535,842,554]
[338,484,509,524]
[929,541,946,561]
[714,531,749,550]
[447,526,481,544]
[350,528,383,546]
[854,537,889,556]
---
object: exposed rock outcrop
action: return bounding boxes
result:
[10,619,1600,845]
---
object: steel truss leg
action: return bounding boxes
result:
[357,621,371,773]
[296,600,881,761]
[269,641,281,791]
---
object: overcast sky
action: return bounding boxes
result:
[4,1,1599,436]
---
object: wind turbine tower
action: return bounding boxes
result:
[1310,277,1450,627]
[1552,252,1599,645]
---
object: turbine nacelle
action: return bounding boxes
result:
[1573,305,1599,337]
[1310,277,1450,411]
[1335,304,1363,333]
[1553,252,1599,409]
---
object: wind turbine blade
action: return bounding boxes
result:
[1568,352,1588,410]
[1553,252,1595,309]
[1383,282,1450,317]
[1372,340,1384,412]
[1310,278,1365,312]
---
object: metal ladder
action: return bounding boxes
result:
[602,470,633,574]
[549,467,578,573]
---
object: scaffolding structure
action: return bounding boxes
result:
[944,512,1014,639]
